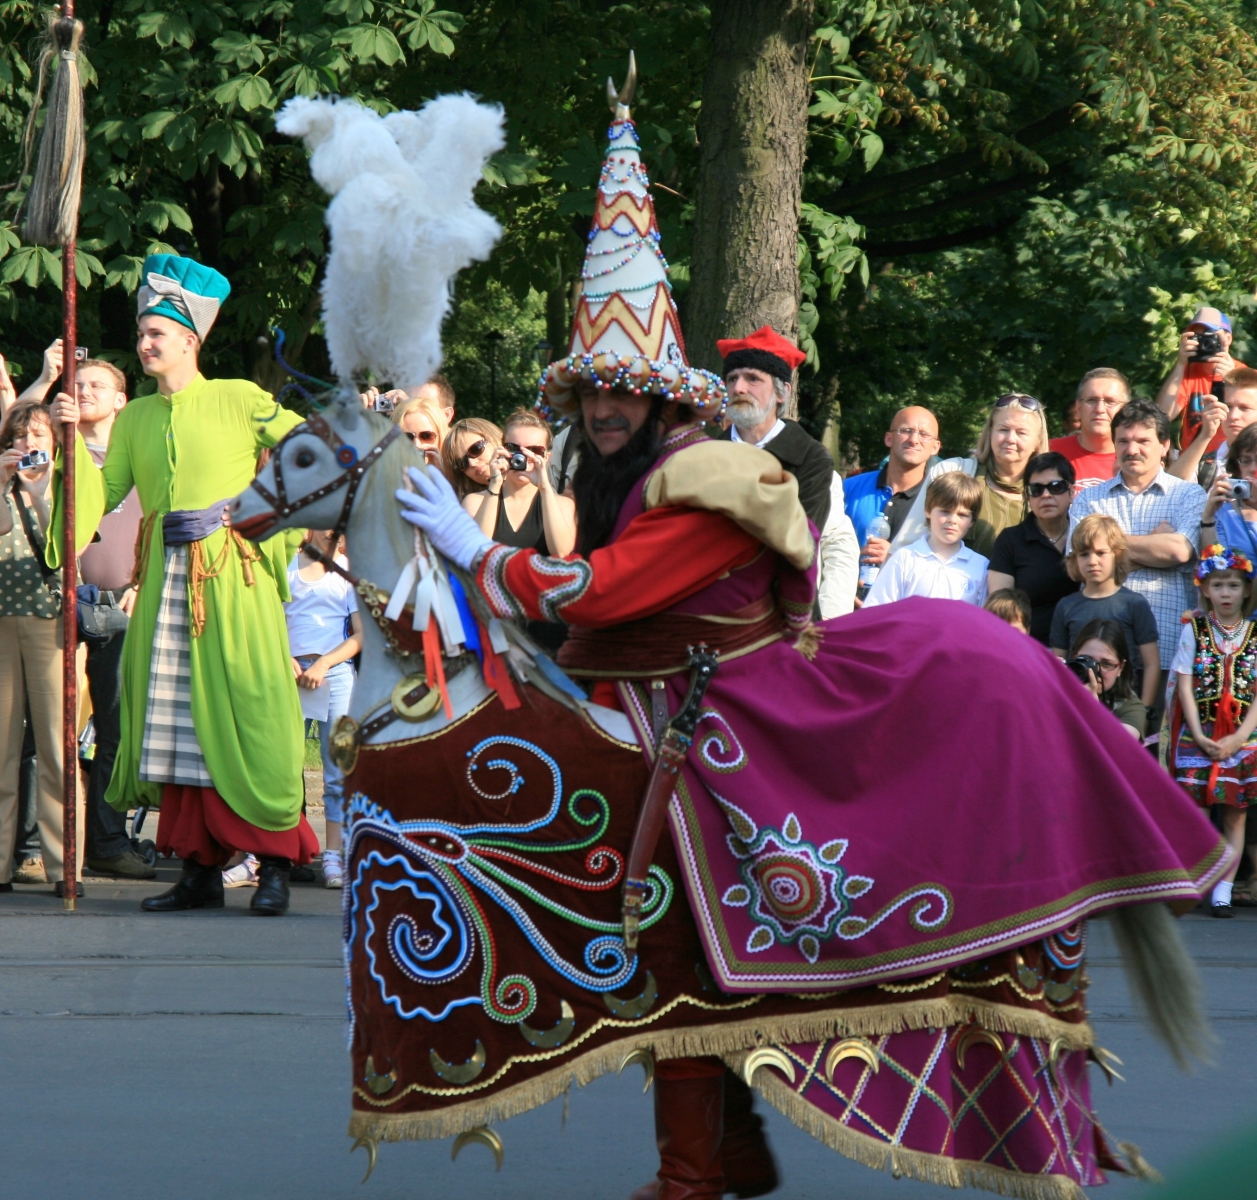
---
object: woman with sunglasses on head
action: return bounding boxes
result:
[465,409,576,559]
[1068,618,1147,739]
[442,417,504,503]
[894,393,1051,560]
[391,396,450,472]
[987,451,1078,644]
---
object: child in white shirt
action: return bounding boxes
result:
[864,472,989,606]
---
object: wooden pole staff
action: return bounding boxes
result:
[24,0,85,910]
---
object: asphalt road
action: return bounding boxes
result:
[2,866,1255,1199]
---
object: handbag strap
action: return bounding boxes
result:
[12,482,60,590]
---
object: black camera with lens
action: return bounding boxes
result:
[1190,329,1225,362]
[1064,654,1101,684]
[508,451,528,472]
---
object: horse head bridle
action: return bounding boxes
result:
[250,412,401,542]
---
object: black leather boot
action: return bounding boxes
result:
[250,856,291,916]
[140,858,224,912]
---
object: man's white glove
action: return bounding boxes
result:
[395,466,494,571]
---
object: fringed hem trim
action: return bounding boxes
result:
[346,998,1091,1142]
[742,1069,1090,1200]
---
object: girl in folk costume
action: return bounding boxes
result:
[1172,545,1257,916]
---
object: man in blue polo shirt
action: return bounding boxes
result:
[844,406,940,567]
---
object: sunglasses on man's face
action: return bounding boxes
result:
[1027,478,1071,497]
[504,440,547,457]
[994,393,1043,412]
[405,429,439,445]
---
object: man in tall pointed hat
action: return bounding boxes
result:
[50,253,317,916]
[395,75,1227,1200]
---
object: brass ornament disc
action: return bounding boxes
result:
[329,714,360,774]
[392,673,442,721]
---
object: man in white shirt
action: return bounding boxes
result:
[864,472,988,606]
[715,326,859,616]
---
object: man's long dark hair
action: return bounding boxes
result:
[571,397,666,556]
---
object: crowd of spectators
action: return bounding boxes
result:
[4,304,1257,913]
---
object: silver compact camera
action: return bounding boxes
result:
[18,450,49,470]
[1232,480,1253,501]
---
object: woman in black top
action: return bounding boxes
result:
[988,451,1076,645]
[466,410,576,557]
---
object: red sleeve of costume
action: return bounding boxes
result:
[477,506,761,628]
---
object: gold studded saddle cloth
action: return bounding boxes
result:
[340,687,1093,1145]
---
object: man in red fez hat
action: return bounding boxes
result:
[715,325,836,533]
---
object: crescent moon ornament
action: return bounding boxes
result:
[1092,1045,1126,1085]
[606,50,638,117]
[518,1000,576,1048]
[430,1040,487,1084]
[451,1126,504,1172]
[350,1134,379,1184]
[741,1047,796,1088]
[363,1055,397,1096]
[824,1037,880,1083]
[955,1026,1006,1071]
[604,971,658,1019]
[617,1047,655,1093]
[1047,1035,1068,1086]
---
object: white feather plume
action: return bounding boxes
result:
[276,93,505,390]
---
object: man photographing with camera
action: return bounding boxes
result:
[1155,307,1245,450]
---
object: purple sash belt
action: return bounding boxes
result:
[162,499,232,546]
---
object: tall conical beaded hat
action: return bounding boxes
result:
[539,53,725,418]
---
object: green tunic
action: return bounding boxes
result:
[51,374,307,829]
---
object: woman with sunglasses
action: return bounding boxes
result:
[987,451,1077,644]
[893,392,1051,559]
[391,396,450,470]
[1069,618,1147,739]
[465,409,576,559]
[442,417,504,502]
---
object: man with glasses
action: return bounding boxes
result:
[843,407,940,566]
[1049,368,1129,494]
[73,360,155,880]
[1070,400,1207,714]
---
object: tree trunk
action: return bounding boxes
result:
[687,0,814,374]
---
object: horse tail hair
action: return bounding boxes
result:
[1108,902,1213,1069]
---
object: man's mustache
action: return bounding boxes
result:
[590,415,631,434]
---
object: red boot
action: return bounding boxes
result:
[634,1070,726,1200]
[719,1070,779,1198]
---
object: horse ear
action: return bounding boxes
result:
[331,387,361,430]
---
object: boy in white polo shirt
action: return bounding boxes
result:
[864,472,989,606]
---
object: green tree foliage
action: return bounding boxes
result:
[1,0,1256,451]
[800,0,1257,462]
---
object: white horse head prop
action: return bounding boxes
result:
[275,93,505,391]
[230,392,495,743]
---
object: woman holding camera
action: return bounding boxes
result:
[465,410,575,558]
[1201,421,1257,561]
[0,401,82,895]
[1069,618,1147,739]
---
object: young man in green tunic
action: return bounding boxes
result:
[51,254,315,915]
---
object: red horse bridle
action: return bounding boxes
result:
[250,412,401,543]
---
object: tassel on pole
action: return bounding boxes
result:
[22,14,86,248]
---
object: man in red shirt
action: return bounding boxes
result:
[1049,367,1130,493]
[1155,306,1245,449]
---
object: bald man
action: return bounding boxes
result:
[843,405,940,565]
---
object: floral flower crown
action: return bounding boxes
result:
[1195,543,1255,585]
